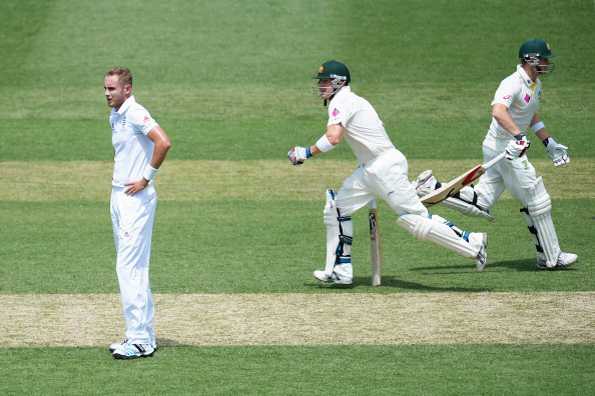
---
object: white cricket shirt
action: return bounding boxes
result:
[110,96,158,187]
[327,86,394,165]
[485,64,542,149]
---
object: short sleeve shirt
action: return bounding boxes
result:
[486,65,542,143]
[327,86,395,165]
[110,96,158,186]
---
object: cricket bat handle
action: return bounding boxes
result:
[368,199,382,286]
[482,152,507,170]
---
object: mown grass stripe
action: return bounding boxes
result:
[2,292,593,347]
[1,159,593,202]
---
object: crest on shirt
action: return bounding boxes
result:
[332,108,340,117]
[523,94,531,103]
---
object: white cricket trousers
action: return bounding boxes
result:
[110,184,157,345]
[475,143,539,209]
[336,148,427,217]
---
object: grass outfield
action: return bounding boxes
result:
[2,345,595,395]
[2,0,595,394]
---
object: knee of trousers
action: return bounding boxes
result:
[523,177,552,217]
[397,214,432,240]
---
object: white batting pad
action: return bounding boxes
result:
[443,197,494,220]
[523,178,561,268]
[397,214,478,258]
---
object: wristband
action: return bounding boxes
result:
[305,147,312,158]
[531,121,545,133]
[513,133,526,141]
[315,135,335,153]
[142,164,158,181]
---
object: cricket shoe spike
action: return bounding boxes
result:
[112,342,155,360]
[471,233,488,271]
[414,170,439,197]
[536,251,577,270]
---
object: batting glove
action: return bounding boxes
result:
[505,134,531,160]
[544,137,570,167]
[288,146,312,166]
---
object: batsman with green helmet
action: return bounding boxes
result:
[288,60,488,286]
[415,39,577,269]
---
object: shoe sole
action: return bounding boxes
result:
[109,345,157,353]
[113,351,155,360]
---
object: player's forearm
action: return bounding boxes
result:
[309,127,342,157]
[147,126,172,168]
[530,115,551,142]
[150,139,172,168]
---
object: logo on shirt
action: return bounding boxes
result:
[143,115,151,124]
[502,95,512,100]
[523,94,531,103]
[332,108,340,117]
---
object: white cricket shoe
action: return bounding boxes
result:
[108,339,128,353]
[109,339,157,353]
[472,233,488,271]
[112,341,155,360]
[414,170,438,197]
[536,252,577,269]
[313,270,353,286]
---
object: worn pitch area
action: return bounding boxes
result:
[1,292,593,347]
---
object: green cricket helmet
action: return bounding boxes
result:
[313,60,351,102]
[518,39,555,74]
[314,60,351,84]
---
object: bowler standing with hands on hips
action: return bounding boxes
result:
[104,67,172,359]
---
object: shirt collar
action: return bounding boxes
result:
[331,85,351,102]
[116,95,136,115]
[516,65,538,89]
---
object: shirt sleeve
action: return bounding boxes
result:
[491,78,517,108]
[327,99,352,126]
[128,106,158,135]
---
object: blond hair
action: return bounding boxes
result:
[105,67,133,86]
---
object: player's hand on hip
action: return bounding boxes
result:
[287,146,312,166]
[505,134,531,160]
[545,137,569,167]
[125,179,149,195]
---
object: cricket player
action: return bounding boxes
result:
[288,60,488,286]
[415,39,577,269]
[104,67,172,359]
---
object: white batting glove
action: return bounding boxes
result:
[505,134,531,160]
[287,146,312,166]
[544,137,569,167]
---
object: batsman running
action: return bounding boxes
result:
[288,60,488,286]
[415,39,577,269]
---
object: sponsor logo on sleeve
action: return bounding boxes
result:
[332,108,340,117]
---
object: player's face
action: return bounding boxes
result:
[318,79,334,100]
[104,75,130,109]
[536,58,552,74]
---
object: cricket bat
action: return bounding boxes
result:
[368,199,382,286]
[420,152,506,207]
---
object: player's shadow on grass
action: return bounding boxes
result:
[354,276,489,292]
[411,258,577,272]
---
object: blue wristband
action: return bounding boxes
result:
[306,147,312,158]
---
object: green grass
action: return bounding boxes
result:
[1,199,591,293]
[1,345,594,395]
